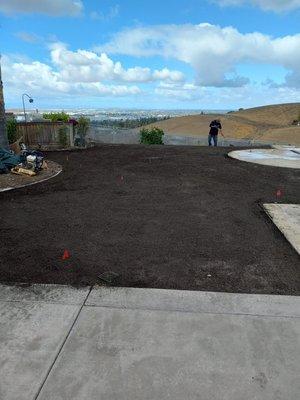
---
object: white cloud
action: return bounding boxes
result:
[155,82,204,101]
[213,0,300,12]
[15,31,41,43]
[0,0,83,16]
[3,51,300,107]
[154,80,300,108]
[1,44,184,101]
[90,5,120,21]
[97,23,300,88]
[50,43,185,83]
[2,55,141,98]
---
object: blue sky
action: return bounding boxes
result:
[0,0,300,109]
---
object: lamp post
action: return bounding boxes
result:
[22,93,34,123]
[22,94,33,141]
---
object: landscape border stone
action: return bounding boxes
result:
[0,161,62,193]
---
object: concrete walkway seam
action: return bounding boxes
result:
[83,303,300,319]
[34,286,93,400]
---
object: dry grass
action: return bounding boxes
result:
[236,103,300,126]
[256,126,300,145]
[146,103,300,145]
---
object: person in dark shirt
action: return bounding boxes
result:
[208,119,224,146]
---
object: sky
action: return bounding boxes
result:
[0,0,300,110]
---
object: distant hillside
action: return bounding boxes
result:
[145,103,300,145]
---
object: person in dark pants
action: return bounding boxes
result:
[208,119,224,146]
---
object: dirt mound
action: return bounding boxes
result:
[146,103,300,145]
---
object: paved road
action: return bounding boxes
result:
[0,284,299,400]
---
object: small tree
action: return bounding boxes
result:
[58,126,68,147]
[6,116,19,144]
[77,116,90,146]
[140,127,164,145]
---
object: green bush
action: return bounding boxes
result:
[58,126,68,147]
[6,117,19,144]
[77,116,90,137]
[43,112,70,122]
[76,117,90,146]
[140,127,164,145]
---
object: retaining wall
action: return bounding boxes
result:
[88,126,139,144]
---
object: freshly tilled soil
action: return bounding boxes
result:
[0,145,299,294]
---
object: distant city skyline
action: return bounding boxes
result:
[8,108,232,124]
[0,0,300,110]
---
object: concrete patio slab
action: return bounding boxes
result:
[264,204,300,255]
[228,148,300,169]
[37,304,300,400]
[272,145,300,153]
[0,284,90,400]
[87,286,300,318]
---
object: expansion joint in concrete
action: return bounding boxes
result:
[83,303,300,319]
[34,285,94,400]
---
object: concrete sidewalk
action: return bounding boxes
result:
[0,284,299,400]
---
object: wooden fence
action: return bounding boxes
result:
[16,122,74,148]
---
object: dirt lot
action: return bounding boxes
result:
[0,145,299,294]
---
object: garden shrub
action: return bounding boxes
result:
[76,116,90,146]
[58,126,68,147]
[6,117,19,144]
[77,116,90,137]
[43,112,70,122]
[140,127,164,145]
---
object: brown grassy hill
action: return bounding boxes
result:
[146,103,300,145]
[235,103,300,127]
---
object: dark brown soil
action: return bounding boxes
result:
[0,145,299,294]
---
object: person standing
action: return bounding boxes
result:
[208,119,224,146]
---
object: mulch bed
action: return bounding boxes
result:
[0,145,299,295]
[0,160,61,191]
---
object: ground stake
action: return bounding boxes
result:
[62,250,70,260]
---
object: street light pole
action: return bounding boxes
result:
[22,93,33,141]
[22,93,33,123]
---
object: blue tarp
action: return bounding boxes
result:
[0,148,21,174]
